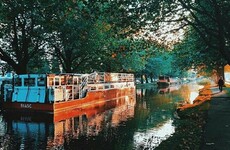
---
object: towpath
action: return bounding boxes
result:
[200,87,230,150]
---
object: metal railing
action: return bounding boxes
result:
[47,72,135,102]
[88,72,134,83]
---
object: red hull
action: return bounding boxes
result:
[3,93,136,123]
[2,87,135,115]
[53,94,136,122]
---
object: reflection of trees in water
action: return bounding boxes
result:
[131,88,179,149]
[53,96,136,148]
[67,85,200,149]
[136,87,158,98]
[135,84,196,130]
[66,102,137,150]
[135,88,177,130]
[137,87,175,108]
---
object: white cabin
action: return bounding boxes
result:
[3,72,135,104]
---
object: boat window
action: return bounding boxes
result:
[73,78,78,85]
[105,85,110,89]
[15,78,22,86]
[110,85,114,88]
[24,78,35,86]
[67,77,73,85]
[61,77,65,85]
[55,78,60,86]
[78,78,82,84]
[91,86,96,90]
[38,77,45,86]
[48,78,54,86]
[98,86,103,90]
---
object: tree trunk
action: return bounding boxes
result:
[216,66,225,80]
[145,74,149,83]
[213,65,225,84]
[141,74,144,84]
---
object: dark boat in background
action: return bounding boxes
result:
[157,75,180,87]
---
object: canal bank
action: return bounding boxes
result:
[156,84,230,150]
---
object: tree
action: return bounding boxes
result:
[172,28,227,76]
[0,0,168,74]
[27,52,50,74]
[43,0,159,73]
[157,0,230,65]
[104,38,159,73]
[145,52,177,78]
[0,0,59,74]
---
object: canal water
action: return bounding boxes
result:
[0,82,203,150]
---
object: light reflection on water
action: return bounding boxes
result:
[134,119,175,150]
[189,92,199,103]
[0,82,203,150]
[184,82,204,104]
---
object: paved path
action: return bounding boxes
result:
[200,87,230,150]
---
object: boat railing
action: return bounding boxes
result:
[46,72,135,102]
[79,75,88,98]
[88,72,134,83]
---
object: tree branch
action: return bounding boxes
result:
[0,47,17,67]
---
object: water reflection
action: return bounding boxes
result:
[0,82,203,150]
[0,94,136,150]
[134,119,175,149]
[134,82,203,149]
[158,85,181,94]
[134,87,180,150]
[179,82,204,104]
[189,92,199,103]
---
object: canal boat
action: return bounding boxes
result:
[1,72,135,114]
[157,75,180,87]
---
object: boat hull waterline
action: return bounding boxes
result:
[2,88,135,114]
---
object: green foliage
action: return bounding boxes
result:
[0,0,180,74]
[96,39,147,72]
[5,0,229,76]
[0,0,62,74]
[32,0,163,73]
[172,29,227,74]
[137,50,182,81]
[27,54,50,74]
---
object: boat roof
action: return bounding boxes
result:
[15,74,46,78]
